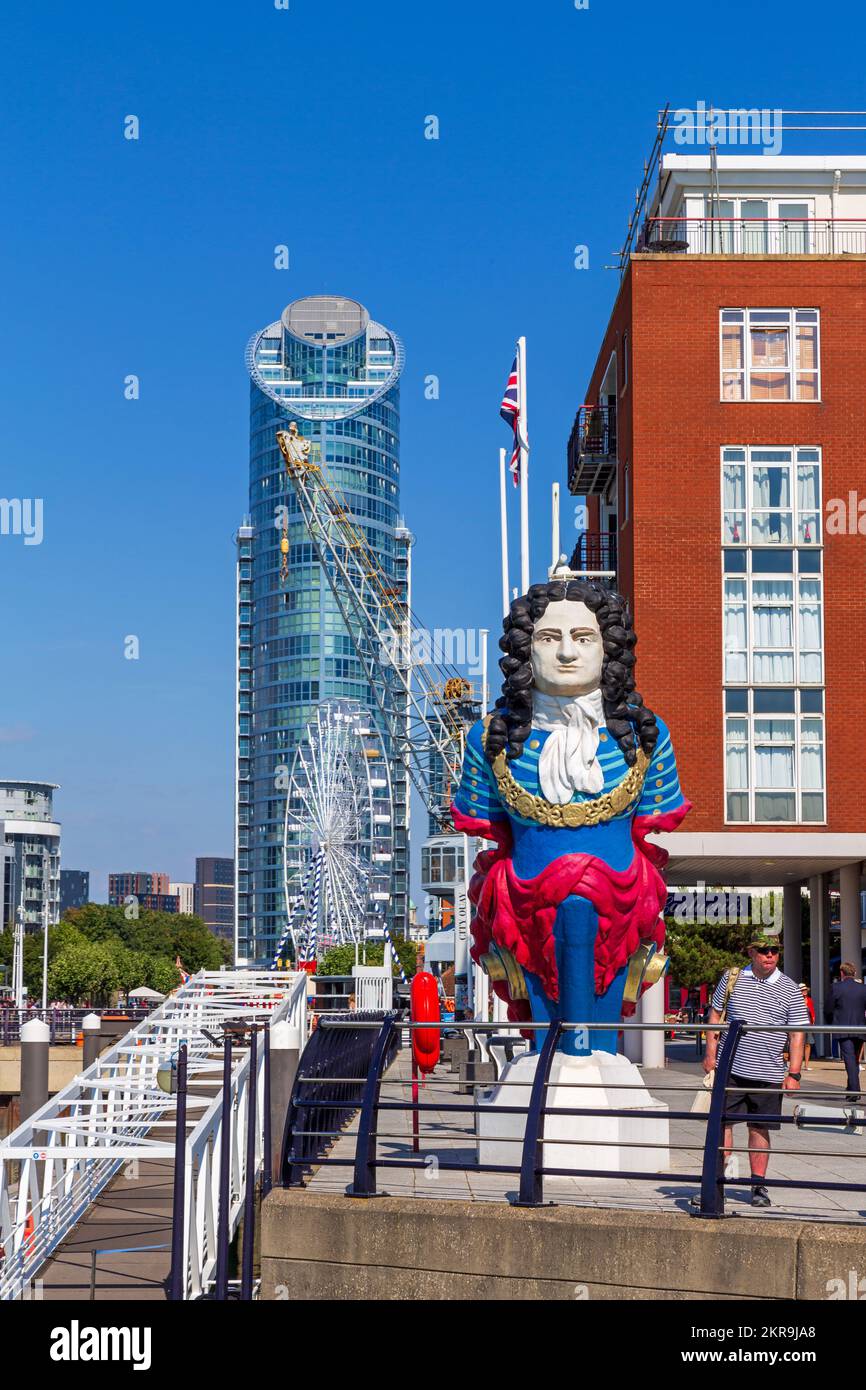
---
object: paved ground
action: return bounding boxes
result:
[306,1040,866,1223]
[37,1159,174,1300]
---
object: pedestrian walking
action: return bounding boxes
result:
[702,933,810,1208]
[826,962,866,1101]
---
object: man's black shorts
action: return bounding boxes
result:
[726,1073,784,1130]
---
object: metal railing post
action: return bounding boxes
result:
[262,1024,273,1198]
[241,1029,258,1301]
[512,1021,562,1208]
[168,1043,188,1301]
[347,1016,397,1198]
[695,1019,742,1219]
[214,1035,233,1300]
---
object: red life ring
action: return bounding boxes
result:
[411,972,440,1074]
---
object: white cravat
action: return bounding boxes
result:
[532,688,605,802]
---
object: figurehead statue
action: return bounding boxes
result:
[451,578,691,1055]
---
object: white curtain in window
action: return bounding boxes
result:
[751,513,792,544]
[726,652,749,682]
[797,465,819,512]
[726,743,748,789]
[754,578,793,604]
[800,724,823,790]
[754,721,795,788]
[754,653,793,682]
[724,464,745,509]
[752,466,791,507]
[753,602,793,648]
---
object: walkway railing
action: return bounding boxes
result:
[0,969,308,1301]
[282,1011,399,1186]
[282,1019,866,1218]
[0,1007,149,1046]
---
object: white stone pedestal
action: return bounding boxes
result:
[476,1049,669,1174]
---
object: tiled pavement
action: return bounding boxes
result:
[306,1040,866,1223]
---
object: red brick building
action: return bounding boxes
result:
[568,152,866,1024]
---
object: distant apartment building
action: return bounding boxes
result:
[0,780,61,929]
[60,869,89,915]
[170,881,195,915]
[108,872,178,914]
[195,857,234,941]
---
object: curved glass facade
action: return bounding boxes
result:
[236,297,409,963]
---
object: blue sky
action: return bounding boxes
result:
[1,0,863,901]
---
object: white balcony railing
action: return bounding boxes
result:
[640,217,866,256]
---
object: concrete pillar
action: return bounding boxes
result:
[19,1018,50,1124]
[269,1019,299,1184]
[622,1014,642,1062]
[491,992,509,1024]
[473,963,489,1023]
[783,883,804,984]
[641,978,666,1069]
[808,874,829,1058]
[840,862,863,973]
[82,1012,102,1070]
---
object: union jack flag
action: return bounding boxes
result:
[500,354,522,486]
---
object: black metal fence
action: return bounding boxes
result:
[289,1018,866,1219]
[281,1011,400,1186]
[0,1007,149,1046]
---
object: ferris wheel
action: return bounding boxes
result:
[276,701,393,963]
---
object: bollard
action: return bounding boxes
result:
[269,1019,299,1186]
[82,1013,102,1070]
[20,1018,50,1124]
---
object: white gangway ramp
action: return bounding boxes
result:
[0,969,308,1301]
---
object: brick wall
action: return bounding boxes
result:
[579,255,866,834]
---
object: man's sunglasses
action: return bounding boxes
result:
[753,946,780,955]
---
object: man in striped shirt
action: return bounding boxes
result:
[703,934,810,1208]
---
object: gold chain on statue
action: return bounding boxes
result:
[481,722,649,828]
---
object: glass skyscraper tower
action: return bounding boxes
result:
[235,295,409,964]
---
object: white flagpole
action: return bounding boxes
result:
[518,335,530,592]
[499,447,510,619]
[551,482,561,573]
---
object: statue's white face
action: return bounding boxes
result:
[530,599,604,697]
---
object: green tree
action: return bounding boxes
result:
[47,940,122,1005]
[147,957,181,995]
[320,938,419,979]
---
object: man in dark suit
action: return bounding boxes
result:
[828,963,866,1099]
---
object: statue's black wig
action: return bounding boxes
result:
[485,579,659,768]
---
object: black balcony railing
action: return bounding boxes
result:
[567,405,617,496]
[570,530,617,576]
[639,216,866,256]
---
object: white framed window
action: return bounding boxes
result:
[722,561,823,687]
[724,697,825,824]
[722,446,821,546]
[706,196,816,254]
[720,309,820,402]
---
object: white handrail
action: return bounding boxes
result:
[0,969,308,1301]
